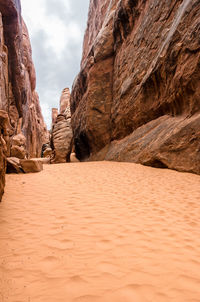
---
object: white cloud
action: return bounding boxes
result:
[40,102,52,128]
[21,0,75,56]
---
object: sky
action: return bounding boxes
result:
[20,0,90,129]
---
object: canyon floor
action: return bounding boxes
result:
[0,162,200,302]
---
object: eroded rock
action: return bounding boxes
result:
[0,110,9,200]
[60,88,70,115]
[20,159,43,173]
[43,148,53,159]
[10,133,26,159]
[51,88,73,164]
[31,158,50,165]
[0,1,47,200]
[71,0,200,174]
[6,157,23,174]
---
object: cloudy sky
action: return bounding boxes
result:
[20,0,90,128]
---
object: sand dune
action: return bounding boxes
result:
[0,162,200,302]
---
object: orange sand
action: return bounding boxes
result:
[0,161,200,302]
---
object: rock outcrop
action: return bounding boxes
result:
[50,88,73,163]
[20,159,43,173]
[0,110,9,199]
[71,0,200,174]
[6,157,23,173]
[52,108,58,125]
[7,157,49,174]
[0,0,47,200]
[10,133,26,159]
[60,88,70,115]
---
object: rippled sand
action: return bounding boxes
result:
[0,162,200,302]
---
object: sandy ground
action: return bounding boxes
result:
[0,161,200,302]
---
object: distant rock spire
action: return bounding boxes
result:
[59,88,70,115]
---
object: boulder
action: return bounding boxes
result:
[6,157,23,174]
[20,159,43,173]
[70,153,79,163]
[43,148,53,158]
[31,157,50,165]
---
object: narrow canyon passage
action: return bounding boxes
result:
[0,162,200,302]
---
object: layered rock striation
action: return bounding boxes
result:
[71,0,200,174]
[50,88,73,163]
[0,0,47,200]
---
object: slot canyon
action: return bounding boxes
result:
[0,0,200,301]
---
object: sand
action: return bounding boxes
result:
[0,161,200,302]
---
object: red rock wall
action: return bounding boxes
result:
[71,0,200,174]
[0,0,47,200]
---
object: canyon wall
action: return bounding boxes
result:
[71,0,200,174]
[0,0,47,200]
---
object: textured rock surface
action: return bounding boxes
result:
[43,148,53,158]
[52,108,58,125]
[60,88,70,114]
[10,133,26,159]
[6,157,23,174]
[71,0,200,174]
[0,110,9,199]
[51,89,73,163]
[0,1,47,200]
[20,159,43,173]
[70,152,80,162]
[31,157,50,165]
[7,157,48,174]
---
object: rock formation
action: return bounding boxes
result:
[6,157,23,174]
[0,0,47,200]
[10,133,26,159]
[52,108,58,125]
[60,88,70,114]
[6,157,46,173]
[50,88,73,163]
[20,159,43,173]
[0,110,9,200]
[71,0,200,174]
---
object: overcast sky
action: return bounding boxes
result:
[20,0,90,129]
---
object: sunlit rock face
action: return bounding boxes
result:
[71,0,200,174]
[52,108,58,125]
[60,88,70,115]
[0,0,47,200]
[50,88,73,164]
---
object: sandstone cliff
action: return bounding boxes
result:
[71,0,200,174]
[0,0,47,200]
